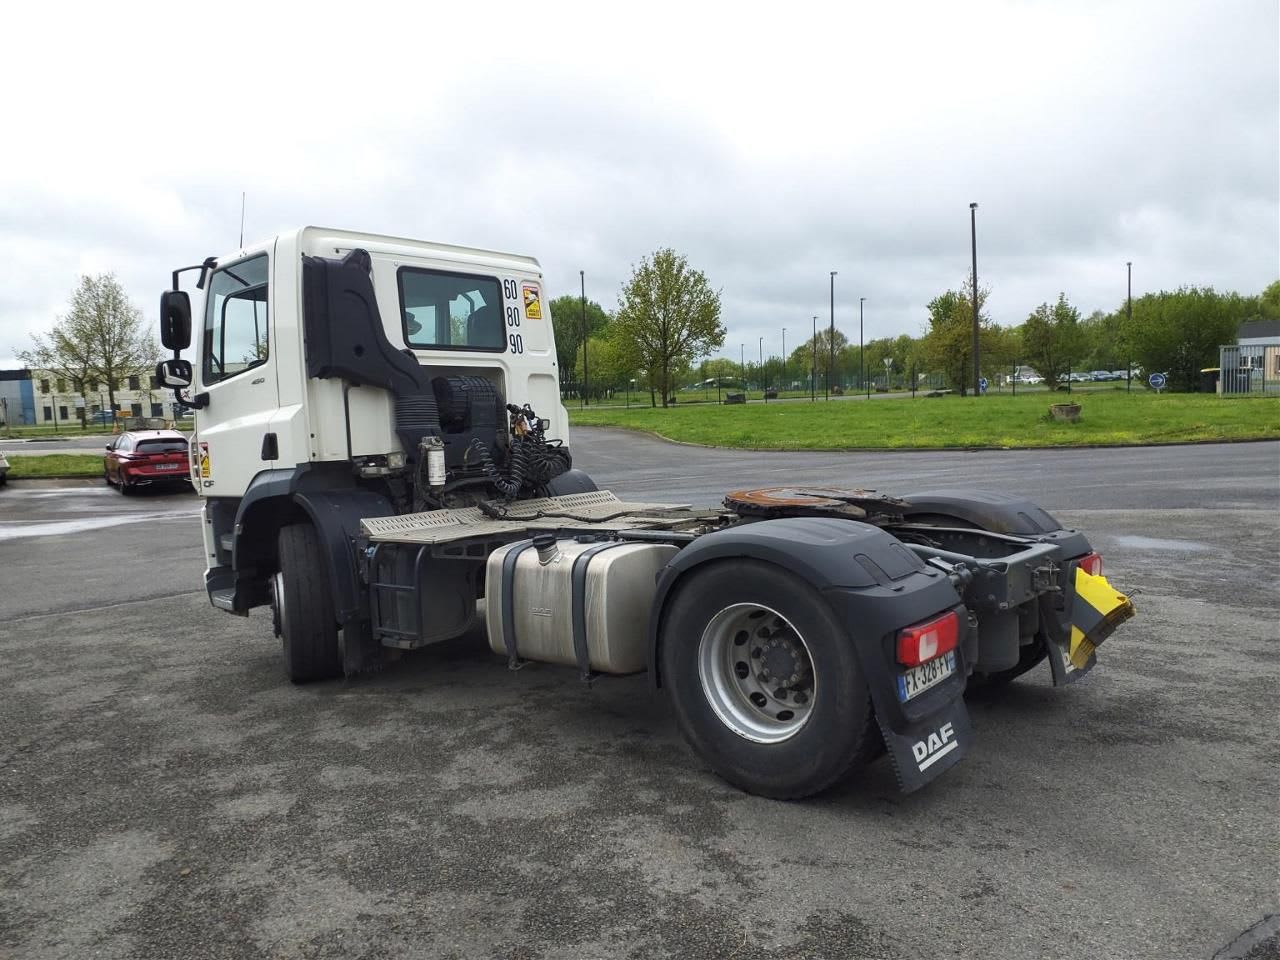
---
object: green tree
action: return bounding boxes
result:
[1120,286,1257,391]
[21,274,157,418]
[1259,280,1280,320]
[581,333,640,399]
[790,328,849,388]
[614,249,725,407]
[1022,294,1085,390]
[19,320,96,429]
[921,280,1001,396]
[547,294,610,387]
[1076,309,1126,372]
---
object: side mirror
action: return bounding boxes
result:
[105,443,114,451]
[156,358,193,389]
[160,290,192,350]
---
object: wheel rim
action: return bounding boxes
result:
[697,603,816,744]
[270,571,286,639]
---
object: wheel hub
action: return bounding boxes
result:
[758,633,807,688]
[697,604,817,744]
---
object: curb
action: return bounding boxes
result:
[570,424,1280,453]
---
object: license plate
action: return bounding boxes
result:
[897,651,957,702]
[154,463,182,471]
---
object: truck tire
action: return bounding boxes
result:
[274,522,343,683]
[660,559,878,800]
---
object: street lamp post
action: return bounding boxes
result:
[782,327,786,393]
[811,316,818,402]
[860,297,867,398]
[580,269,588,407]
[969,202,980,397]
[740,343,745,394]
[828,271,837,399]
[1126,261,1133,393]
[758,336,765,401]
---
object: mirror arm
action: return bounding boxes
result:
[175,388,208,410]
[171,257,218,292]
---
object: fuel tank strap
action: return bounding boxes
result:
[570,541,630,683]
[501,542,537,669]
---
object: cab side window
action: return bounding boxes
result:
[398,268,505,352]
[203,255,270,385]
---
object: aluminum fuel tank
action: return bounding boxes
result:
[485,538,678,674]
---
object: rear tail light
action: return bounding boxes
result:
[1078,552,1103,576]
[896,611,960,667]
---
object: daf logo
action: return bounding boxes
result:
[530,606,554,618]
[912,721,957,772]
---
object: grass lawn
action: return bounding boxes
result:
[568,391,1280,450]
[3,454,105,479]
[2,424,112,439]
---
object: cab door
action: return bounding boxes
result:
[193,247,280,497]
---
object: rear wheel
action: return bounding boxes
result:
[660,559,878,799]
[274,523,343,683]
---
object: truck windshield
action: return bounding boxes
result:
[398,268,505,352]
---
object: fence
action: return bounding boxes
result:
[1219,345,1280,396]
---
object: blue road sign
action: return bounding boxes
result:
[1148,373,1167,390]
[978,377,989,393]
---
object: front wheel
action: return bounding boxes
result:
[274,523,343,683]
[660,559,879,799]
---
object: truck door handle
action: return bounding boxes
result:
[261,433,278,460]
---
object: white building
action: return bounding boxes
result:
[1219,320,1280,396]
[29,370,185,427]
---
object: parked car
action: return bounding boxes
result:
[0,450,9,486]
[103,430,192,494]
[1090,370,1117,381]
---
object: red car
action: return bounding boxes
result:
[103,430,193,494]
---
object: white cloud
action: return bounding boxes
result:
[1,0,1275,366]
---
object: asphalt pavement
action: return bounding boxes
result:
[1,429,1277,959]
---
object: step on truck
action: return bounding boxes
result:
[155,227,1134,799]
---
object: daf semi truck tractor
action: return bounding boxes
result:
[154,227,1134,799]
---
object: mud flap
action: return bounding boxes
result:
[876,699,973,794]
[1044,567,1135,686]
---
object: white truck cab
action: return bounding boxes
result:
[186,227,566,497]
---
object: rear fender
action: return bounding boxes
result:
[648,517,973,792]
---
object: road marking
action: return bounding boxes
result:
[6,590,207,623]
[0,511,200,542]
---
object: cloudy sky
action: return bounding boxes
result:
[2,1,1276,368]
